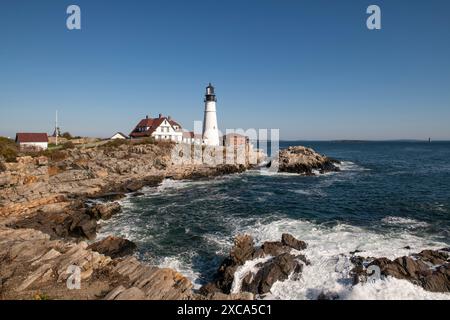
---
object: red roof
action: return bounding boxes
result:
[15,133,48,143]
[223,133,247,138]
[168,119,181,128]
[182,131,203,139]
[182,131,194,138]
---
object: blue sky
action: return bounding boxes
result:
[1,0,449,140]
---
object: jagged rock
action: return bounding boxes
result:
[206,292,254,300]
[317,291,340,300]
[350,248,450,293]
[87,202,121,220]
[201,233,308,296]
[282,233,307,251]
[8,209,98,240]
[198,282,222,296]
[268,146,340,175]
[88,236,137,259]
[0,142,268,300]
[414,249,449,265]
[123,176,164,192]
[208,235,256,293]
[0,226,198,300]
[1,141,264,218]
[241,253,303,294]
[260,241,291,257]
[34,156,48,166]
[231,235,256,264]
[114,287,146,300]
[89,193,126,202]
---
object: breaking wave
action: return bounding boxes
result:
[237,218,449,300]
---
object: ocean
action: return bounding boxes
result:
[98,141,450,300]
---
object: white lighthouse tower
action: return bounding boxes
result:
[202,83,220,146]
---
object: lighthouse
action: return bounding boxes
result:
[202,83,220,146]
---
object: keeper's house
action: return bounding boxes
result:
[222,133,249,147]
[15,133,48,151]
[129,114,183,142]
[182,131,205,145]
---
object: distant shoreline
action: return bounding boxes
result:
[255,139,450,143]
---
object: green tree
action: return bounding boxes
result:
[62,132,73,139]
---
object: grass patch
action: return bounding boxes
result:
[33,292,51,300]
[0,137,18,162]
[99,137,158,151]
[134,137,156,145]
[99,139,130,150]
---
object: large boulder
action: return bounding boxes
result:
[87,202,121,220]
[350,248,450,293]
[88,236,137,259]
[200,233,308,296]
[88,192,126,202]
[268,146,340,175]
[230,234,256,264]
[241,253,303,294]
[210,235,256,294]
[258,241,291,257]
[122,176,165,193]
[8,209,98,240]
[282,233,308,251]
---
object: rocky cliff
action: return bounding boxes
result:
[0,142,259,218]
[0,141,262,300]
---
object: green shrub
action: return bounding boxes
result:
[99,139,130,150]
[135,137,156,145]
[0,137,18,162]
[62,141,75,149]
[61,132,73,139]
[48,150,67,162]
[31,149,67,162]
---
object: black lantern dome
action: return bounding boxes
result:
[205,83,217,102]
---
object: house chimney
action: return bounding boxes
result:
[168,116,172,121]
[159,113,162,118]
[146,115,149,119]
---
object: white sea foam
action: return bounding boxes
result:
[237,218,449,300]
[157,179,192,192]
[291,189,326,197]
[381,216,430,228]
[156,176,241,192]
[253,160,366,177]
[433,203,447,213]
[203,233,233,255]
[257,169,300,177]
[231,257,272,294]
[337,161,369,172]
[158,255,203,289]
[344,277,450,300]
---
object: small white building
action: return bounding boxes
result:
[110,132,128,140]
[129,114,183,142]
[182,131,206,145]
[15,133,48,151]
